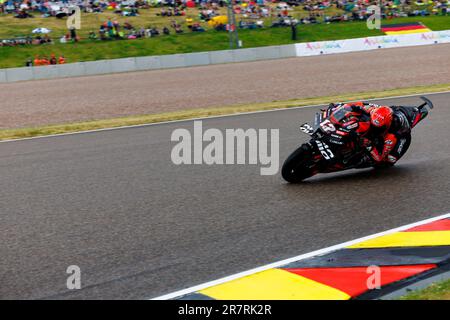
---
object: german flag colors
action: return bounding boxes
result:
[175,217,450,300]
[381,22,431,35]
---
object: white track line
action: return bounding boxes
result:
[1,90,449,144]
[151,212,450,300]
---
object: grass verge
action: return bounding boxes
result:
[400,278,450,300]
[1,82,450,141]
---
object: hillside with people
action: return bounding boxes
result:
[0,0,449,68]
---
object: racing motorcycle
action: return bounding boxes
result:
[281,96,434,183]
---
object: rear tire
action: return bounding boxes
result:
[281,144,317,183]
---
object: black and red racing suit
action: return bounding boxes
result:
[328,102,412,165]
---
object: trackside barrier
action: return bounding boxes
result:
[109,57,137,73]
[1,30,449,83]
[83,60,113,76]
[134,56,161,71]
[208,49,234,64]
[183,52,210,66]
[0,44,297,83]
[0,69,7,82]
[5,67,34,82]
[279,44,298,58]
[295,30,450,56]
[54,62,86,78]
[159,53,186,69]
[232,47,259,62]
[32,64,59,80]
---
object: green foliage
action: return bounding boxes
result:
[400,278,450,300]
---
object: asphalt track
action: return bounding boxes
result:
[2,43,450,129]
[0,92,449,299]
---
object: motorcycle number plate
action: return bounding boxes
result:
[320,120,336,133]
[300,123,314,135]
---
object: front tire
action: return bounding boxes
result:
[281,144,317,183]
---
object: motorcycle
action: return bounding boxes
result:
[281,96,434,183]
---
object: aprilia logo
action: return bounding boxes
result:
[316,141,334,160]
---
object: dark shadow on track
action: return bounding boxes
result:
[281,164,416,186]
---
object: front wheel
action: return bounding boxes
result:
[281,144,317,183]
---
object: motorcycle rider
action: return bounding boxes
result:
[327,101,412,165]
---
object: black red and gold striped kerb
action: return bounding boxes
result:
[167,216,450,300]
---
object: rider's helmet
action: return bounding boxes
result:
[370,106,393,130]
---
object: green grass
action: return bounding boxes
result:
[400,278,450,300]
[0,8,449,68]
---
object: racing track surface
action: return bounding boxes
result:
[2,43,450,129]
[1,93,450,299]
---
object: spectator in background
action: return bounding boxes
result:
[50,54,57,65]
[34,55,41,66]
[69,26,78,42]
[59,55,66,64]
[41,56,49,65]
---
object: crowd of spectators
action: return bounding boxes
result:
[0,34,53,47]
[21,54,66,66]
[0,0,449,46]
[0,0,150,17]
[82,17,189,40]
[295,0,449,24]
[1,0,448,19]
[158,6,186,16]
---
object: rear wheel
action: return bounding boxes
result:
[281,144,317,183]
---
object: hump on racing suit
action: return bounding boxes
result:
[326,102,413,165]
[326,101,376,136]
[385,106,415,164]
